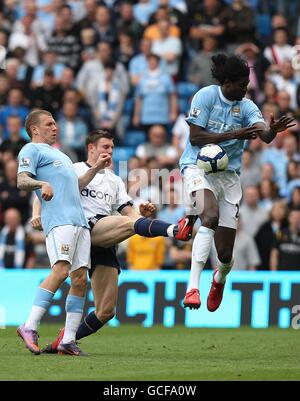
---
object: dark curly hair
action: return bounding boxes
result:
[211,54,250,85]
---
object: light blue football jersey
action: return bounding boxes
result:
[18,143,88,235]
[179,85,266,173]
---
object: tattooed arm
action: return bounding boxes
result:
[17,172,54,201]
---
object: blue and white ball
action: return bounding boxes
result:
[196,144,229,173]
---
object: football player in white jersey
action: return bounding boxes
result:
[180,54,294,312]
[33,129,191,352]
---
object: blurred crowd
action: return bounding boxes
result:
[0,0,300,271]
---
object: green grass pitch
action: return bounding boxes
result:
[1,325,300,381]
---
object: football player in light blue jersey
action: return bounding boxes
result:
[178,54,295,311]
[16,110,111,356]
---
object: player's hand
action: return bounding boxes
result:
[94,153,112,170]
[233,127,263,140]
[31,215,43,231]
[41,183,54,201]
[269,113,296,133]
[139,201,156,217]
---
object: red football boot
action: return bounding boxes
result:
[207,271,225,312]
[41,327,65,354]
[183,288,201,309]
[174,215,197,241]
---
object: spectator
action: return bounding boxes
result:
[157,187,185,224]
[169,236,192,270]
[255,201,288,270]
[288,186,300,210]
[24,217,49,268]
[151,18,182,78]
[171,110,189,157]
[135,125,178,169]
[187,35,219,88]
[0,115,28,158]
[94,59,126,143]
[127,234,166,270]
[189,0,228,50]
[258,178,279,212]
[240,185,269,237]
[73,0,98,34]
[92,5,118,47]
[116,30,135,70]
[79,27,97,64]
[270,208,300,270]
[62,88,93,130]
[0,88,29,140]
[129,37,158,87]
[0,159,31,224]
[235,43,270,103]
[47,14,81,71]
[116,1,144,45]
[0,208,35,269]
[29,68,63,116]
[133,54,177,130]
[76,40,129,110]
[133,0,157,27]
[57,100,88,161]
[224,0,256,52]
[59,67,75,92]
[269,60,298,110]
[31,49,65,88]
[260,80,278,106]
[240,148,262,190]
[0,73,9,107]
[143,6,181,41]
[264,27,293,67]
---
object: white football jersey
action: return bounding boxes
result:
[74,162,132,218]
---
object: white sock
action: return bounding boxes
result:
[62,312,83,344]
[167,224,176,237]
[187,226,215,291]
[215,259,234,284]
[25,306,47,331]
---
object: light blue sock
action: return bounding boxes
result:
[62,294,85,344]
[25,287,54,330]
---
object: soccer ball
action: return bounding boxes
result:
[196,144,229,173]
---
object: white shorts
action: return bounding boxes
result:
[183,165,242,229]
[46,225,91,272]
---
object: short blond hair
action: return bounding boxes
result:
[25,109,53,138]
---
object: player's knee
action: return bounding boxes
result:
[217,247,233,264]
[201,211,219,231]
[71,270,88,292]
[96,306,115,324]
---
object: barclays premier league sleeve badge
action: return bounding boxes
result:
[20,157,31,167]
[190,108,201,118]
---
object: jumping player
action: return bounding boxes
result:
[180,54,294,311]
[32,129,191,353]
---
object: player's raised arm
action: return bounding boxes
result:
[189,123,262,147]
[17,172,53,201]
[253,114,296,144]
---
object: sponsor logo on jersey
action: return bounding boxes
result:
[61,244,70,255]
[81,188,113,203]
[53,160,63,167]
[20,157,31,167]
[190,108,201,118]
